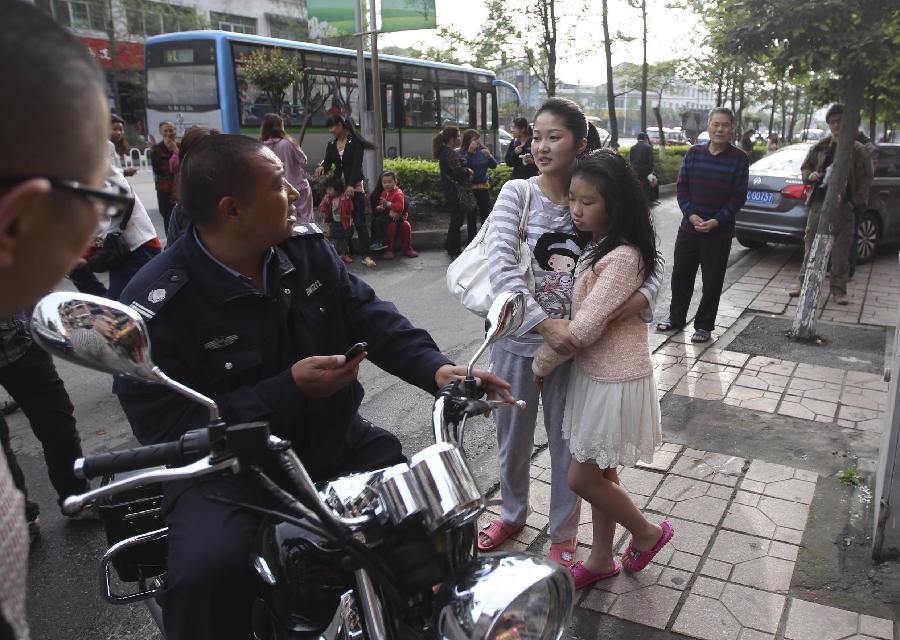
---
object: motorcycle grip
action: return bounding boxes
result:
[76,430,211,479]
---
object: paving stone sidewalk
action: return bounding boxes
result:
[481,248,900,639]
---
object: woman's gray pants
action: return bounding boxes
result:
[491,346,581,544]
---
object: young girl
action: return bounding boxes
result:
[481,98,663,568]
[532,149,673,588]
[319,175,355,263]
[372,171,418,260]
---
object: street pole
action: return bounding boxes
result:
[368,0,384,179]
[353,0,375,188]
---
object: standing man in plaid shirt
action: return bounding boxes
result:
[0,3,111,637]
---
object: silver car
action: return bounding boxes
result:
[735,142,900,263]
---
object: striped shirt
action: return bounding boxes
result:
[487,178,663,357]
[676,143,749,234]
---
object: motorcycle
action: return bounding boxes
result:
[31,290,575,639]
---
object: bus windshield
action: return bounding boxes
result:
[147,65,218,109]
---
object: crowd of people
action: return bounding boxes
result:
[0,2,881,635]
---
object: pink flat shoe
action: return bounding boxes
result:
[569,560,621,590]
[621,521,675,573]
[548,538,578,566]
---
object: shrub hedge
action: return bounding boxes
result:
[384,142,762,204]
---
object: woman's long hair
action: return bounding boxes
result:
[325,114,377,150]
[461,128,481,152]
[432,126,460,159]
[260,113,293,144]
[571,149,658,280]
[511,117,532,138]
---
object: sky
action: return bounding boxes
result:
[378,0,704,86]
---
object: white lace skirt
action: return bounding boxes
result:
[562,367,661,469]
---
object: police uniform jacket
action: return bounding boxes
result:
[114,223,452,480]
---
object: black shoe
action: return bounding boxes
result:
[27,515,40,545]
[1,400,19,416]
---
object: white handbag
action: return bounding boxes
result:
[446,180,534,317]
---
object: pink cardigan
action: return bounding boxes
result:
[533,245,653,382]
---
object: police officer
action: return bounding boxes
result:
[114,134,512,640]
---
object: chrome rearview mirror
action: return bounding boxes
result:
[466,291,526,379]
[32,293,220,420]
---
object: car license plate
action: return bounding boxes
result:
[746,190,775,205]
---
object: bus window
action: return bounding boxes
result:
[486,91,494,129]
[302,52,360,128]
[440,87,469,128]
[383,84,395,129]
[146,41,219,135]
[401,82,438,128]
[232,43,304,128]
[475,91,483,130]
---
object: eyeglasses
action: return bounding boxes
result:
[0,176,135,219]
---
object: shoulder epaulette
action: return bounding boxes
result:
[129,268,188,321]
[291,222,325,238]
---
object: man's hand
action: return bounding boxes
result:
[608,290,650,322]
[536,318,578,355]
[290,353,366,397]
[533,374,544,393]
[314,166,325,178]
[435,364,515,404]
[344,186,355,198]
[689,215,719,233]
[807,170,820,182]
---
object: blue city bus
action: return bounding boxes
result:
[144,31,500,163]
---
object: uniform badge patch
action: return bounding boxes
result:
[203,335,239,350]
[305,280,322,296]
[148,288,167,304]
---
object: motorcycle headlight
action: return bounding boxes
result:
[434,553,574,640]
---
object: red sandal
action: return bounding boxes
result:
[570,560,621,589]
[621,521,675,572]
[477,519,524,551]
[548,538,579,566]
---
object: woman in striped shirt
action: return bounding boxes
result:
[479,97,663,566]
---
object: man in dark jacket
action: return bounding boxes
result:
[629,132,655,202]
[115,134,512,640]
[789,104,874,305]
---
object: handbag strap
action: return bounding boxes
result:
[117,197,135,232]
[513,179,532,260]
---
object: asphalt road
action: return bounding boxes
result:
[9,171,752,639]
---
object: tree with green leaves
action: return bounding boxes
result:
[240,48,301,120]
[712,0,899,339]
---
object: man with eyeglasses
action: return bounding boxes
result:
[0,3,112,637]
[789,103,874,305]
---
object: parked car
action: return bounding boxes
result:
[734,143,900,263]
[794,128,825,143]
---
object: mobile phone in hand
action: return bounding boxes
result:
[343,342,368,360]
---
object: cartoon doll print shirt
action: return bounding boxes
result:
[532,232,586,320]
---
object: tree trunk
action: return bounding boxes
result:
[715,67,725,107]
[868,90,878,140]
[547,0,557,97]
[780,80,787,140]
[729,68,737,117]
[602,0,618,147]
[106,0,122,116]
[736,71,746,133]
[787,86,801,142]
[791,70,868,340]
[654,104,664,160]
[768,85,778,135]
[640,0,648,132]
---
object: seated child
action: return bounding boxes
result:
[372,170,418,260]
[319,175,355,264]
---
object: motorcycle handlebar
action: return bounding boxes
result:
[75,429,212,480]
